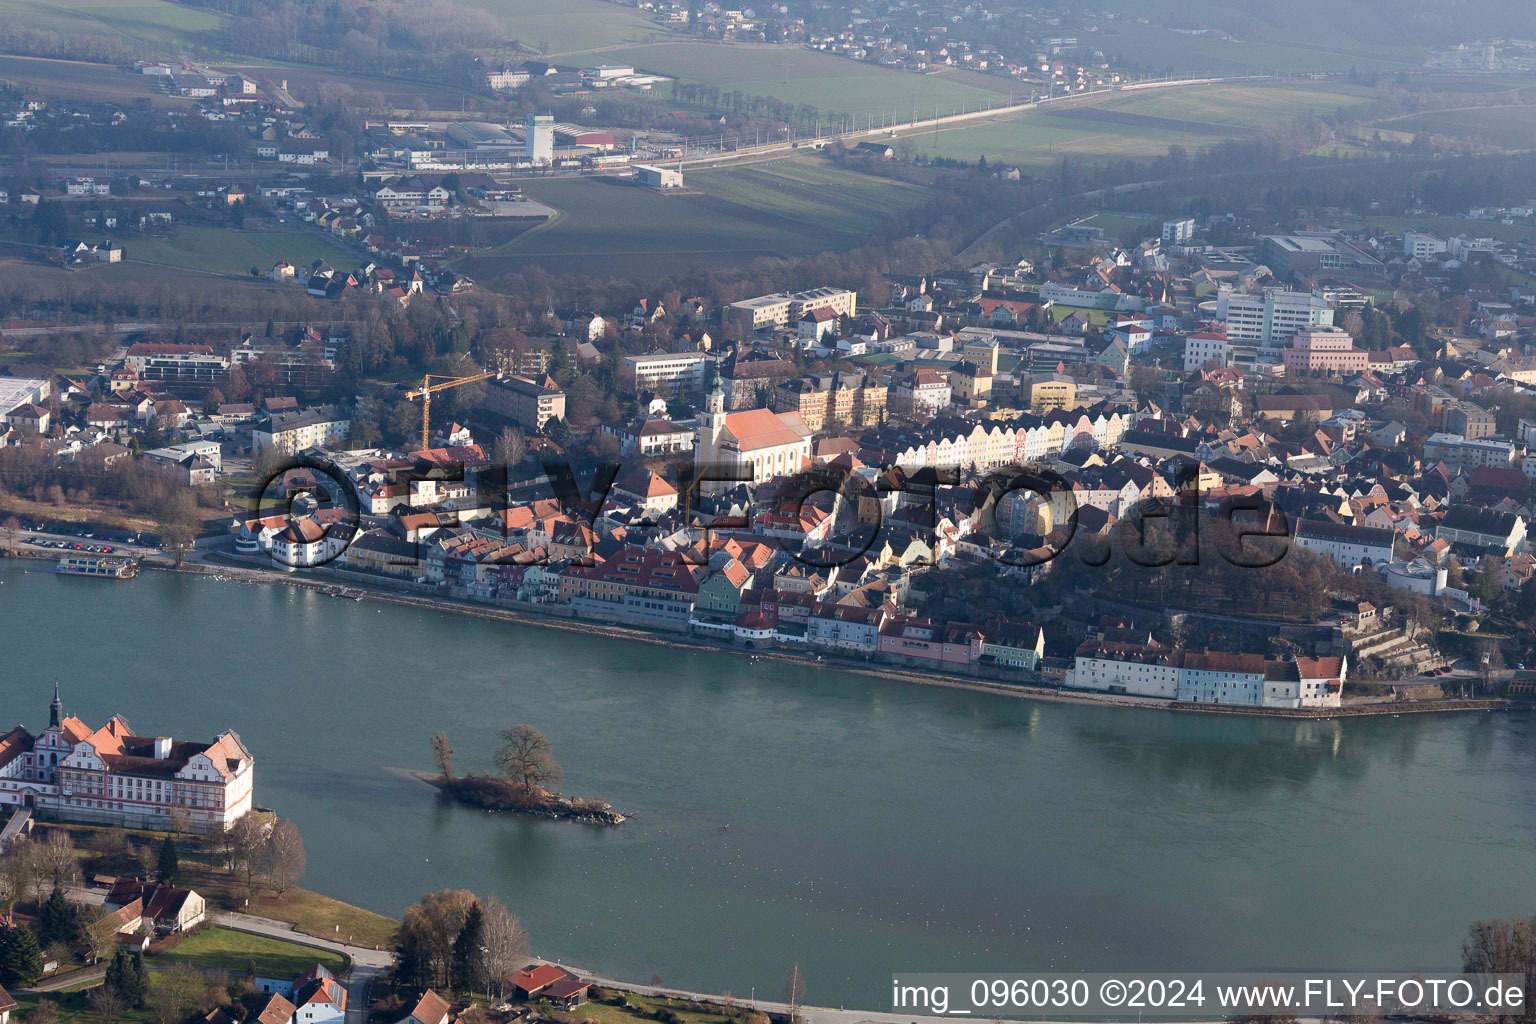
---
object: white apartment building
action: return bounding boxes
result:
[1404,231,1447,259]
[125,343,231,384]
[728,287,857,333]
[1216,288,1334,349]
[1183,329,1230,371]
[1162,218,1196,245]
[1293,518,1396,568]
[1423,432,1517,472]
[621,352,709,396]
[252,406,350,455]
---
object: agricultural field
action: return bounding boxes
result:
[125,226,354,277]
[0,0,223,51]
[1087,19,1421,76]
[889,83,1376,169]
[228,64,480,114]
[461,0,676,55]
[605,42,1012,117]
[891,107,1211,168]
[1099,84,1375,131]
[687,159,930,236]
[1359,215,1536,246]
[458,158,932,279]
[1374,104,1536,149]
[0,54,192,106]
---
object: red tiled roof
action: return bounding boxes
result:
[509,964,570,993]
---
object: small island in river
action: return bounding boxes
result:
[421,723,627,825]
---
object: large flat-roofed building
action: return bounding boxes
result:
[1282,328,1368,377]
[1261,232,1384,281]
[0,687,255,830]
[482,373,566,430]
[0,376,50,417]
[125,343,229,384]
[635,164,684,189]
[621,352,709,396]
[1216,288,1334,349]
[1423,432,1517,472]
[728,287,856,335]
[447,121,517,150]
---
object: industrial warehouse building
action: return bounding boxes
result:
[636,165,684,189]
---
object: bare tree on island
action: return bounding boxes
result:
[495,724,561,796]
[431,732,456,780]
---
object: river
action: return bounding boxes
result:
[2,561,1533,1007]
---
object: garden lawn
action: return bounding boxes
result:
[156,926,349,977]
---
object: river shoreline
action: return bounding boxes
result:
[144,557,1512,721]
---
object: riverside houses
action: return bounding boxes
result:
[0,687,255,829]
[558,546,705,630]
[1071,641,1345,708]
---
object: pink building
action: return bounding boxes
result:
[1282,329,1368,376]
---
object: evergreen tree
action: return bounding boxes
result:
[104,949,136,1004]
[0,923,45,988]
[132,949,148,1006]
[41,886,79,948]
[393,943,430,989]
[157,837,180,883]
[451,901,484,993]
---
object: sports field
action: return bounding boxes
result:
[0,0,223,50]
[462,0,675,54]
[605,42,1013,116]
[126,226,354,277]
[459,159,932,278]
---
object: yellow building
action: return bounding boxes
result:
[950,361,994,409]
[1028,374,1077,413]
[961,337,1000,375]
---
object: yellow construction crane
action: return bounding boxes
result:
[404,371,494,452]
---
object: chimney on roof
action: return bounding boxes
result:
[153,737,171,759]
